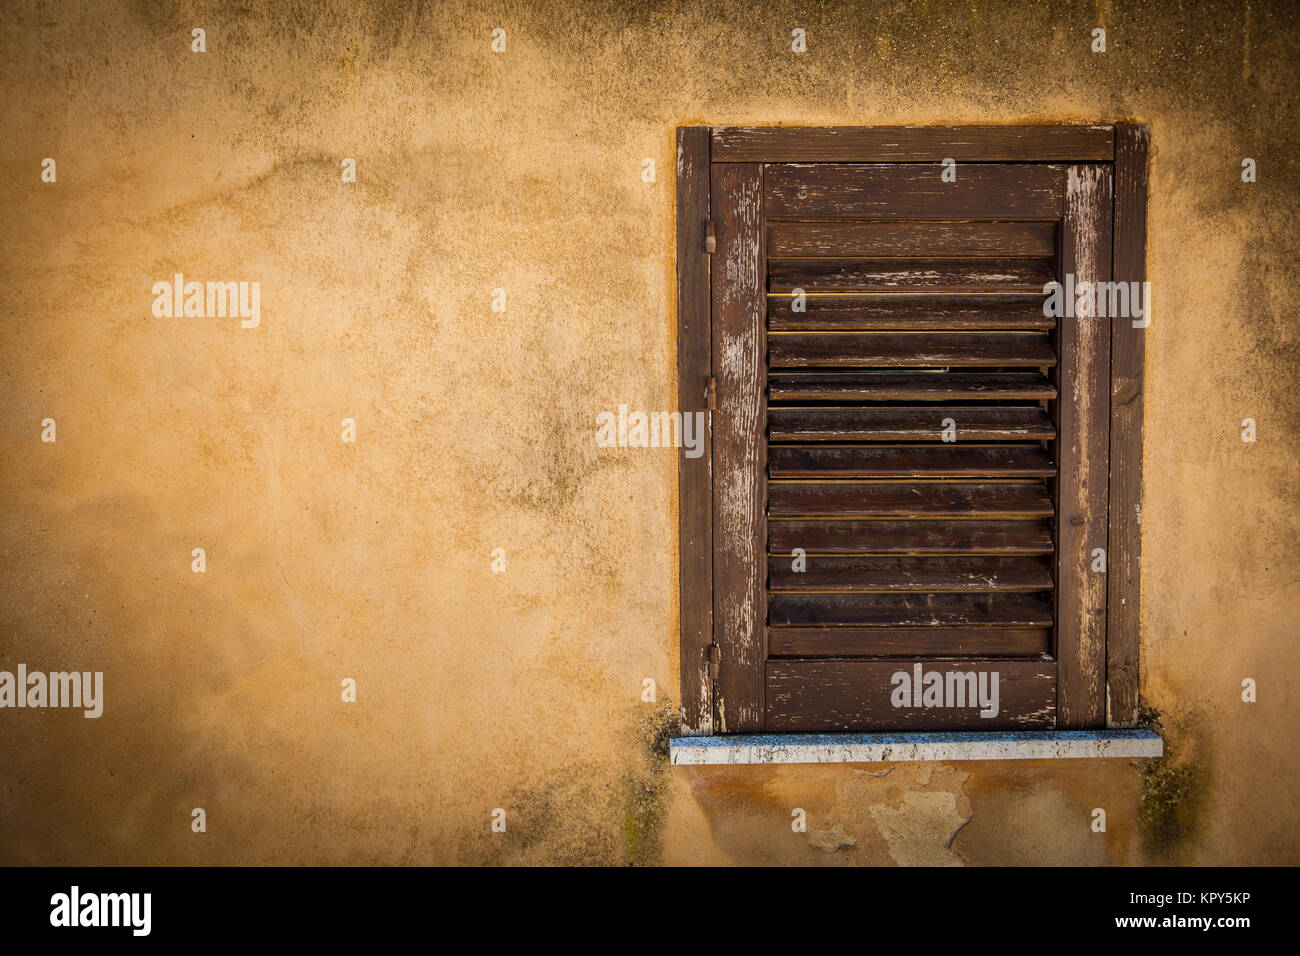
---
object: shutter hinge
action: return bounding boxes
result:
[707,643,720,680]
[704,220,716,254]
[705,376,717,410]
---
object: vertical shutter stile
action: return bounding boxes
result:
[711,163,767,734]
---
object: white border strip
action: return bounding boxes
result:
[669,730,1163,765]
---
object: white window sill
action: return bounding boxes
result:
[669,730,1163,765]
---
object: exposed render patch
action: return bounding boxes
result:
[870,791,970,866]
[808,823,857,853]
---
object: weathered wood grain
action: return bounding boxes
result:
[712,125,1115,163]
[768,332,1056,368]
[768,371,1057,402]
[675,127,713,735]
[766,480,1053,518]
[710,161,766,733]
[1055,164,1113,729]
[765,164,1066,219]
[768,627,1051,657]
[768,555,1054,593]
[768,257,1054,293]
[1108,124,1149,728]
[769,592,1054,628]
[766,659,1057,731]
[767,220,1057,258]
[767,294,1053,331]
[767,444,1056,478]
[768,519,1055,555]
[767,406,1056,442]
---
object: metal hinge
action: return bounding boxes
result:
[708,643,720,680]
[705,376,717,410]
[704,220,716,254]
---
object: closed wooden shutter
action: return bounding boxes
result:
[764,164,1068,731]
[678,127,1145,737]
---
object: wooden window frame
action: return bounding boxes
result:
[676,124,1149,736]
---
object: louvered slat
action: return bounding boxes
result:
[768,407,1056,442]
[764,164,1065,219]
[768,627,1051,658]
[769,592,1054,628]
[768,520,1055,555]
[768,332,1056,367]
[768,257,1053,293]
[767,221,1057,257]
[768,371,1057,401]
[768,295,1054,330]
[767,481,1053,518]
[769,445,1056,478]
[762,204,1060,667]
[768,556,1053,592]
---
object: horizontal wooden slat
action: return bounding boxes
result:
[768,481,1053,518]
[768,627,1051,657]
[769,556,1054,593]
[765,659,1057,731]
[768,444,1056,478]
[712,125,1115,163]
[768,333,1056,368]
[765,164,1065,219]
[768,407,1056,442]
[767,221,1057,258]
[768,371,1057,401]
[769,592,1054,627]
[768,519,1054,555]
[767,294,1054,330]
[768,258,1053,293]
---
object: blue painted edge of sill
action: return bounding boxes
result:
[669,729,1164,765]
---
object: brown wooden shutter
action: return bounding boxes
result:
[679,127,1145,736]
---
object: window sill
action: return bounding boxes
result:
[669,730,1163,766]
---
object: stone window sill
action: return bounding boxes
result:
[669,730,1163,766]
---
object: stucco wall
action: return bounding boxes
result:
[1,0,1296,865]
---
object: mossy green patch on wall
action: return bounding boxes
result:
[1136,706,1208,861]
[621,702,678,865]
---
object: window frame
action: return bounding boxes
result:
[676,124,1149,736]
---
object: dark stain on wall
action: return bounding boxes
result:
[1136,705,1208,861]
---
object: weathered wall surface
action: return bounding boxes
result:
[1,0,1296,865]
